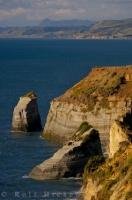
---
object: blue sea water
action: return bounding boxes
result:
[0,39,132,200]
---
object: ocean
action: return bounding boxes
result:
[0,39,132,200]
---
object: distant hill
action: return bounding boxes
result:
[89,18,132,37]
[39,19,93,27]
[0,18,132,39]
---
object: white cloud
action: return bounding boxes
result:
[0,7,28,20]
[53,8,86,19]
[0,0,131,25]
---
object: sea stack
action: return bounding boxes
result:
[12,91,42,132]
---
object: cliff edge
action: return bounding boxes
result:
[43,66,132,155]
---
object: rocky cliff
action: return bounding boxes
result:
[109,120,131,157]
[29,124,103,180]
[81,117,132,200]
[82,143,132,200]
[43,66,132,155]
[12,91,42,132]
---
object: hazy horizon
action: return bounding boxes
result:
[0,17,132,27]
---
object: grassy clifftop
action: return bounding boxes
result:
[58,66,132,107]
[83,143,132,200]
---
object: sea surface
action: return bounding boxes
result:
[0,39,132,200]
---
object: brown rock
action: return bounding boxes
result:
[43,66,132,156]
[29,127,103,180]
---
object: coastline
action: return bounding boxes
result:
[1,39,132,200]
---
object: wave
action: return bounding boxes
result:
[22,175,29,179]
[61,177,82,181]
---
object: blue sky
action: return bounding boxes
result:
[0,0,132,26]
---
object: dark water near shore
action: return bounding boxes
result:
[0,39,132,200]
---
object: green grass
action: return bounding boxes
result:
[70,71,125,112]
[77,122,92,134]
[97,73,125,96]
[72,122,93,141]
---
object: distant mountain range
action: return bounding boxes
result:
[0,18,132,39]
[89,18,132,36]
[40,19,93,27]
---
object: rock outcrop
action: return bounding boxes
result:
[109,120,131,157]
[81,109,132,200]
[12,91,42,132]
[82,143,132,200]
[43,66,132,155]
[29,124,103,180]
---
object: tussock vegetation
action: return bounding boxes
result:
[83,155,105,185]
[71,71,125,98]
[59,67,132,111]
[83,143,132,200]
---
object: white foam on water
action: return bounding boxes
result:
[64,199,77,200]
[61,177,82,181]
[22,175,29,179]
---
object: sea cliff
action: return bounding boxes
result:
[81,120,132,200]
[43,66,132,155]
[29,127,103,180]
[29,66,132,199]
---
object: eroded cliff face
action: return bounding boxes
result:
[29,127,103,180]
[43,66,132,155]
[81,113,132,200]
[109,120,131,157]
[44,99,131,152]
[82,144,132,200]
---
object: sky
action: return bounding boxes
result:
[0,0,132,26]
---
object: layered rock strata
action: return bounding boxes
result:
[43,66,132,155]
[12,91,42,132]
[29,126,103,180]
[81,115,132,200]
